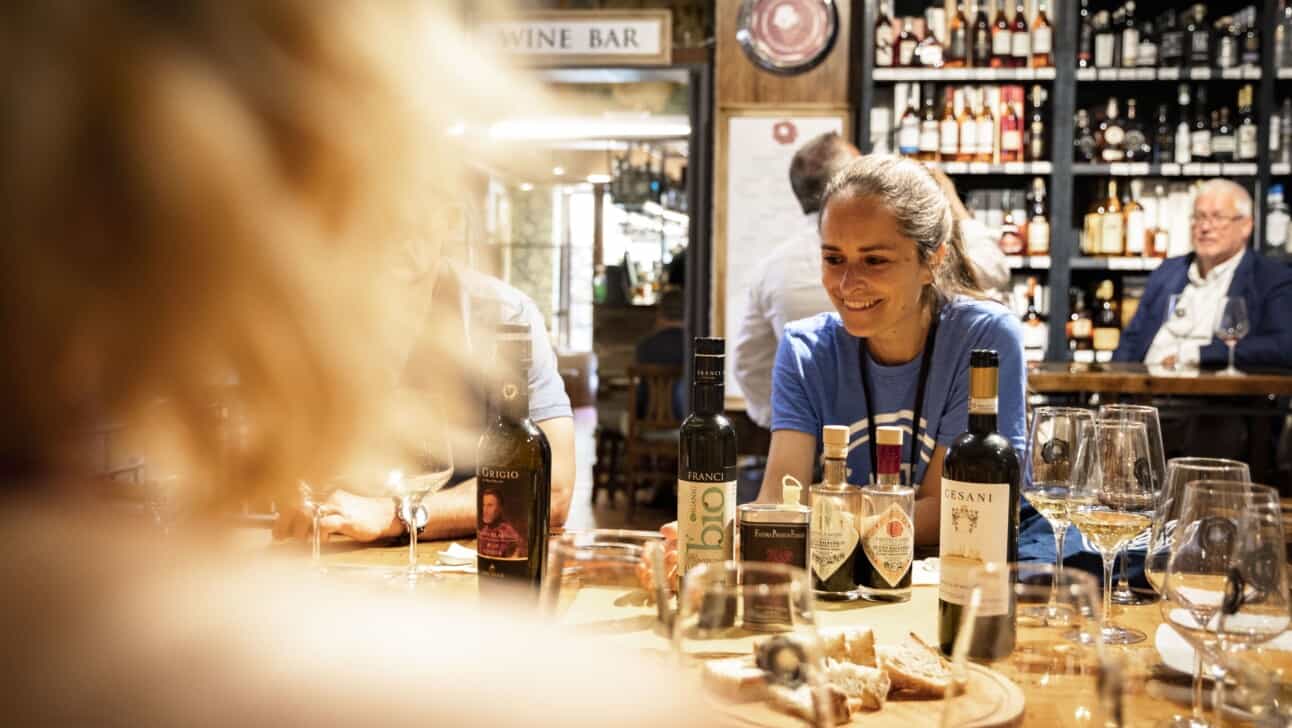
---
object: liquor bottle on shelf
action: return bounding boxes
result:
[1021,277,1047,362]
[1137,20,1158,67]
[1010,0,1030,68]
[1160,9,1185,68]
[1000,95,1023,163]
[677,338,737,577]
[1074,109,1097,163]
[1120,2,1139,67]
[1281,99,1292,166]
[992,1,1013,68]
[975,92,996,163]
[812,425,863,601]
[1083,184,1106,255]
[1212,107,1236,163]
[1098,98,1125,163]
[859,426,914,602]
[958,89,978,162]
[1186,5,1211,68]
[1078,0,1094,68]
[875,0,895,67]
[899,17,919,67]
[477,324,552,588]
[1280,2,1292,69]
[941,90,960,163]
[1191,86,1212,162]
[1237,85,1257,162]
[1094,11,1116,68]
[1026,85,1046,162]
[1148,183,1170,258]
[917,22,946,68]
[999,191,1025,254]
[1123,98,1150,162]
[938,349,1020,660]
[1101,179,1125,256]
[1174,85,1192,164]
[948,1,970,68]
[1267,185,1290,252]
[973,1,993,68]
[1026,177,1050,255]
[1032,0,1053,68]
[1215,17,1239,70]
[1068,289,1095,361]
[1092,281,1121,362]
[1123,180,1147,257]
[1153,104,1173,164]
[920,86,940,162]
[1241,8,1260,67]
[898,93,920,157]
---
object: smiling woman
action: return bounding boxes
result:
[758,155,1028,549]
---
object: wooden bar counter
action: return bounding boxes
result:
[304,539,1289,727]
[1028,363,1292,397]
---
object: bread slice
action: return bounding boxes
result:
[823,659,890,711]
[876,632,952,698]
[701,657,768,703]
[766,683,851,724]
[817,626,877,667]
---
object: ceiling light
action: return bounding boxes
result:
[586,174,612,184]
[553,167,565,176]
[519,182,534,191]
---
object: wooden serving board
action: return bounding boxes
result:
[711,664,1024,728]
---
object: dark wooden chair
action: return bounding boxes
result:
[622,363,683,521]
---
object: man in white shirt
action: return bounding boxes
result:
[733,132,860,428]
[1119,179,1292,369]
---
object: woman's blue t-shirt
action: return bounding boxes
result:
[770,297,1028,488]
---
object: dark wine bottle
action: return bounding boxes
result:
[476,323,552,589]
[937,350,1021,660]
[677,337,737,580]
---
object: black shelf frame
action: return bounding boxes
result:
[851,0,1282,362]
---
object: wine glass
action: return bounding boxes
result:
[382,437,454,583]
[1070,419,1155,645]
[540,530,671,647]
[1099,404,1167,607]
[298,478,337,571]
[1023,406,1097,623]
[1144,458,1250,594]
[943,563,1123,728]
[1213,297,1250,376]
[1159,481,1287,728]
[1165,294,1194,369]
[674,562,835,724]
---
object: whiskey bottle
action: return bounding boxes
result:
[1153,103,1174,164]
[940,89,961,162]
[917,24,946,68]
[973,1,993,68]
[920,85,941,161]
[1186,5,1212,68]
[1067,288,1095,361]
[1100,179,1125,256]
[1083,182,1107,255]
[1011,0,1031,68]
[1123,179,1147,257]
[975,91,996,163]
[1026,85,1046,161]
[1149,183,1171,258]
[1215,17,1239,69]
[992,1,1013,68]
[1241,8,1260,67]
[1000,96,1023,163]
[1237,85,1258,162]
[1092,280,1121,361]
[1098,98,1126,163]
[1078,0,1094,68]
[1211,107,1236,163]
[1022,277,1048,362]
[999,191,1025,254]
[1137,20,1158,67]
[1120,1,1140,67]
[958,89,979,162]
[1032,0,1053,67]
[948,1,970,68]
[899,17,919,67]
[1191,86,1212,162]
[1174,84,1193,164]
[1122,98,1151,162]
[1094,11,1116,67]
[898,94,921,157]
[1026,177,1050,255]
[1074,109,1097,163]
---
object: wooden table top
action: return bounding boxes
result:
[305,539,1288,727]
[1028,362,1292,397]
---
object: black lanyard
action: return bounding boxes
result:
[857,317,939,485]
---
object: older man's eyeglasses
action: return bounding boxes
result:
[1192,213,1246,227]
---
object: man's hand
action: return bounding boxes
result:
[272,490,402,544]
[636,521,679,596]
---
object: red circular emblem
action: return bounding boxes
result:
[772,121,798,145]
[887,520,903,538]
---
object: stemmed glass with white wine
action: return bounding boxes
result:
[1099,403,1167,607]
[1213,296,1250,377]
[1069,419,1155,645]
[1022,406,1097,623]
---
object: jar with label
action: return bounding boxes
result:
[738,477,812,630]
[859,426,914,602]
[810,425,864,601]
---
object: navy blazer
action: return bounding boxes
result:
[1113,250,1292,368]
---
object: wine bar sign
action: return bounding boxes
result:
[482,10,671,66]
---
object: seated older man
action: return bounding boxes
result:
[1115,179,1292,369]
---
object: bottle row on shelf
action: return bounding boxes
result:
[1079,3,1260,71]
[1074,85,1258,165]
[964,179,1050,256]
[1081,178,1198,259]
[1066,279,1139,363]
[876,83,1047,164]
[875,0,1054,70]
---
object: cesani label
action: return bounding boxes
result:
[810,497,858,582]
[678,477,735,574]
[938,478,1010,615]
[862,502,913,588]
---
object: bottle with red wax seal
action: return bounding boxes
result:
[859,425,914,601]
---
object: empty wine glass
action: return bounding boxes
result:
[382,437,454,583]
[1160,481,1286,728]
[1213,297,1250,376]
[1070,419,1155,645]
[1023,407,1097,623]
[1145,458,1250,594]
[1165,294,1194,369]
[298,478,337,570]
[540,530,671,647]
[1099,404,1167,607]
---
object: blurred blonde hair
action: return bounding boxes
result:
[0,1,533,505]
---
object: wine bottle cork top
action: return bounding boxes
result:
[876,425,904,446]
[822,425,849,449]
[693,337,725,356]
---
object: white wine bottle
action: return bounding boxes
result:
[938,350,1021,659]
[476,323,552,589]
[677,338,737,580]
